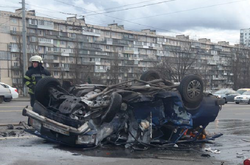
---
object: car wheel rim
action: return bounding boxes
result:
[187,80,201,99]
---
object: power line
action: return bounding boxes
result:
[83,0,165,14]
[0,6,20,8]
[85,0,175,17]
[53,0,177,34]
[53,0,89,12]
[25,2,76,15]
[129,0,248,20]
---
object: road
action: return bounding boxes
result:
[0,101,28,124]
[0,101,249,165]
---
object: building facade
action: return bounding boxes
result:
[0,9,249,95]
[240,28,250,47]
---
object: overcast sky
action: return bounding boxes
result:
[2,0,250,45]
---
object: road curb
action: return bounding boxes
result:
[12,98,30,102]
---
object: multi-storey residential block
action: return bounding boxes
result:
[240,28,250,47]
[0,9,249,95]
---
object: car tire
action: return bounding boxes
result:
[35,77,61,106]
[140,70,161,81]
[4,98,12,102]
[178,75,203,109]
[101,92,122,123]
[235,102,239,104]
[0,96,3,104]
[224,98,227,104]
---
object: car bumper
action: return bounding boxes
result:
[234,99,249,103]
[4,95,12,99]
[12,92,19,99]
[22,107,95,146]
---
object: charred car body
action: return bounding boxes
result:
[22,71,224,148]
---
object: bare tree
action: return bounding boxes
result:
[71,41,100,84]
[155,45,197,82]
[13,35,24,95]
[107,52,120,84]
[230,47,250,89]
[193,59,210,91]
[71,41,81,84]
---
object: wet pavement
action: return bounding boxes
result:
[0,102,250,165]
[205,119,250,164]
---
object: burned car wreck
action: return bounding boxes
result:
[22,71,224,149]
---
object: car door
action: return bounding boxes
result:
[227,91,239,102]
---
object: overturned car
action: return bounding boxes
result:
[22,71,224,149]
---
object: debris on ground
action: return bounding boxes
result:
[204,147,221,154]
[0,122,31,138]
[201,153,211,157]
[236,152,245,159]
[7,124,14,129]
[242,139,250,142]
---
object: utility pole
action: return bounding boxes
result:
[22,0,27,96]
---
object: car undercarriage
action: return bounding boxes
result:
[22,71,224,149]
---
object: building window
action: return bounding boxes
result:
[53,63,59,67]
[60,41,65,45]
[12,78,18,83]
[12,36,17,41]
[40,20,44,25]
[14,62,18,66]
[14,71,19,76]
[54,56,58,60]
[53,72,59,76]
[11,18,17,24]
[12,54,17,58]
[70,33,76,38]
[12,27,17,32]
[29,29,36,33]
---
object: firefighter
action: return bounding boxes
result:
[24,55,51,107]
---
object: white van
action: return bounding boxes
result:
[0,85,12,103]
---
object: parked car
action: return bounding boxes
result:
[236,88,250,95]
[234,91,250,104]
[212,88,239,103]
[0,84,12,103]
[22,71,224,148]
[0,82,18,100]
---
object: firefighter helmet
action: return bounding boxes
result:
[29,55,43,63]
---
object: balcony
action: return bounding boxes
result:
[11,66,21,70]
[212,76,227,81]
[50,67,62,71]
[46,51,61,55]
[95,68,106,73]
[82,31,100,37]
[10,30,21,35]
[61,68,70,71]
[207,61,217,65]
[81,61,95,65]
[29,24,37,28]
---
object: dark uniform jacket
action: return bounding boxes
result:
[24,65,51,94]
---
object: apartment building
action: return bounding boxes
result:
[0,9,249,95]
[240,28,250,47]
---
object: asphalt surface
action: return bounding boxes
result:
[0,101,249,165]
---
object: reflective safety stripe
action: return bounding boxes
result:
[28,88,34,94]
[24,75,31,80]
[25,81,31,86]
